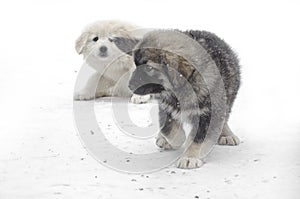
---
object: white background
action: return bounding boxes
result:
[0,0,300,198]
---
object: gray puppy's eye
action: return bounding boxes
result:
[92,36,99,42]
[146,66,153,72]
[108,37,114,42]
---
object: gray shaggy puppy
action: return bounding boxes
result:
[117,29,241,169]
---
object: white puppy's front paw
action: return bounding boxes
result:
[176,157,204,169]
[73,90,95,101]
[218,135,240,146]
[130,94,151,104]
[156,136,173,150]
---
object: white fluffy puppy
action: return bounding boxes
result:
[74,20,150,103]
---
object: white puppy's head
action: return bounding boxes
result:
[75,20,138,70]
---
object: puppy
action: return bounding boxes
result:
[74,20,150,103]
[125,30,241,169]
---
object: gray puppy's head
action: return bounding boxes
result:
[128,48,193,95]
[115,31,195,95]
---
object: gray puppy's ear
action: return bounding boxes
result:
[75,32,89,54]
[113,37,140,55]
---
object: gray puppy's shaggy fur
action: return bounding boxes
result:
[119,29,241,169]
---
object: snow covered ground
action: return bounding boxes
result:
[1,0,300,198]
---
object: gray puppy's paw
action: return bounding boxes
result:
[130,94,151,104]
[176,157,204,169]
[218,135,240,146]
[156,135,173,150]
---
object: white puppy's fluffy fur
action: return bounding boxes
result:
[74,20,148,103]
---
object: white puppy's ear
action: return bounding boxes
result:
[113,37,139,55]
[75,32,89,54]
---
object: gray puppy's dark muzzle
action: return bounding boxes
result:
[128,67,164,95]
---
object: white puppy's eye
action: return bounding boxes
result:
[92,36,99,42]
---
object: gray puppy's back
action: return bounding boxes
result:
[181,30,241,112]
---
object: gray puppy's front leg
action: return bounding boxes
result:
[176,139,204,169]
[176,112,211,169]
[156,110,186,150]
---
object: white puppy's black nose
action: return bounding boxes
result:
[99,46,108,53]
